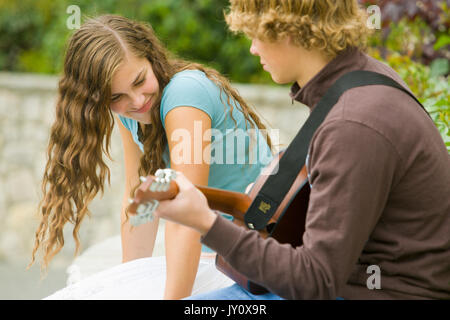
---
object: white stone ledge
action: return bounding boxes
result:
[0,72,299,109]
[0,72,59,92]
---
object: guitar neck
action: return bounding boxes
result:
[130,177,252,221]
[196,186,252,221]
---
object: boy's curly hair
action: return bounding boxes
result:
[225,0,373,58]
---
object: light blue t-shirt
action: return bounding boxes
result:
[119,70,273,251]
[119,69,273,192]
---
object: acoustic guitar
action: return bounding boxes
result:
[127,152,310,295]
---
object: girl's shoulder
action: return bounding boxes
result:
[160,70,223,126]
[164,69,218,96]
[118,114,136,131]
[171,69,209,82]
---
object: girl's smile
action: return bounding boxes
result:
[110,53,159,124]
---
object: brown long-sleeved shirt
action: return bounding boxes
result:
[201,48,450,300]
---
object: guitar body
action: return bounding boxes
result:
[204,152,311,294]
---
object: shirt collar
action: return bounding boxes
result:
[289,47,368,110]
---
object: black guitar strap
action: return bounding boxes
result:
[244,70,430,230]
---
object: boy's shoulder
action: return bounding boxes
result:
[318,57,437,165]
[326,54,423,130]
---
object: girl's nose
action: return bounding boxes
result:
[129,92,145,110]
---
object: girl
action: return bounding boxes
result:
[31,14,273,299]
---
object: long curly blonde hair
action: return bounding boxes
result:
[30,14,272,271]
[225,0,372,58]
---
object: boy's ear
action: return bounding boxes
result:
[285,35,298,47]
[287,35,294,45]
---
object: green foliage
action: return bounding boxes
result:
[361,0,450,68]
[422,77,450,153]
[0,0,270,83]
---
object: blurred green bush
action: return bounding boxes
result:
[0,0,271,83]
[361,0,449,70]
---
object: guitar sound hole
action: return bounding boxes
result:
[266,223,276,234]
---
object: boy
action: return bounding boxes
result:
[146,0,450,299]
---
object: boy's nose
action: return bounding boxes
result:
[249,39,258,56]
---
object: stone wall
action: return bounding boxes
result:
[0,72,309,267]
